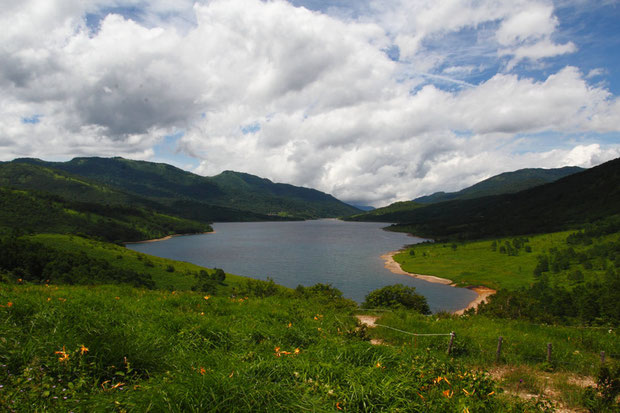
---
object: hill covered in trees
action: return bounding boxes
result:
[414,166,583,204]
[5,157,359,220]
[347,157,620,240]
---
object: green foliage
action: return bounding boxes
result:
[413,166,583,204]
[582,364,620,412]
[0,283,542,412]
[0,186,210,242]
[0,237,155,288]
[350,158,620,240]
[294,283,357,309]
[5,157,360,221]
[363,284,431,314]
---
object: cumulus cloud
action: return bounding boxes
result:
[0,0,619,207]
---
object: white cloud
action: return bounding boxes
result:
[0,0,618,207]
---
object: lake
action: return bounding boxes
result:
[126,220,476,312]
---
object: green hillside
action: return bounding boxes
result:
[0,187,209,242]
[414,166,584,204]
[348,157,620,240]
[9,157,360,219]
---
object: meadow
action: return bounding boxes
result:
[392,230,617,290]
[0,283,546,412]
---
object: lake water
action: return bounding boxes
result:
[126,220,476,312]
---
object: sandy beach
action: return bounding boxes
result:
[381,251,496,314]
[125,230,215,244]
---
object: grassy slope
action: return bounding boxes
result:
[28,234,247,292]
[392,231,618,290]
[1,283,564,412]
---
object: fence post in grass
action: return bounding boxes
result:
[495,336,503,363]
[447,332,455,355]
[600,351,606,365]
[546,343,552,363]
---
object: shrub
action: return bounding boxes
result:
[362,284,431,314]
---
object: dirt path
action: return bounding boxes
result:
[355,315,384,345]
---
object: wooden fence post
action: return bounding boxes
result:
[496,336,503,363]
[447,332,455,355]
[546,343,552,363]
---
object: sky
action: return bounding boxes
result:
[1,0,619,207]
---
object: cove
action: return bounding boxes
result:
[127,220,476,312]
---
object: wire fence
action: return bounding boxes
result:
[355,315,618,373]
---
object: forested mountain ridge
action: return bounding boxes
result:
[347,157,620,240]
[414,166,584,204]
[7,157,359,219]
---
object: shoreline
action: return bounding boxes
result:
[381,250,496,314]
[124,230,215,245]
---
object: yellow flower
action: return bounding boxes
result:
[204,295,211,300]
[80,345,89,355]
[294,348,300,355]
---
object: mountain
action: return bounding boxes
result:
[347,157,620,240]
[414,166,584,204]
[5,157,359,220]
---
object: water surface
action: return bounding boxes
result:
[127,220,476,312]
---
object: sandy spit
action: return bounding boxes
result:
[124,230,215,245]
[381,251,496,314]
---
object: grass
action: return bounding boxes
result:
[1,283,552,412]
[27,234,250,292]
[393,231,615,290]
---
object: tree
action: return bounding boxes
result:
[363,284,431,314]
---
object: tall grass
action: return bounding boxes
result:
[0,283,540,412]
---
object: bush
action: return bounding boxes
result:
[362,284,431,314]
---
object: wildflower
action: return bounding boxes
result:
[204,295,211,300]
[115,297,120,300]
[79,345,88,355]
[336,402,343,410]
[47,297,51,301]
[375,362,382,368]
[17,279,22,283]
[442,389,453,398]
[199,367,206,375]
[417,392,424,400]
[294,348,300,355]
[6,302,13,308]
[55,346,69,362]
[487,391,495,396]
[287,322,292,328]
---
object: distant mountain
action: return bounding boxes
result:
[6,157,359,220]
[414,166,584,204]
[349,204,375,211]
[347,158,620,240]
